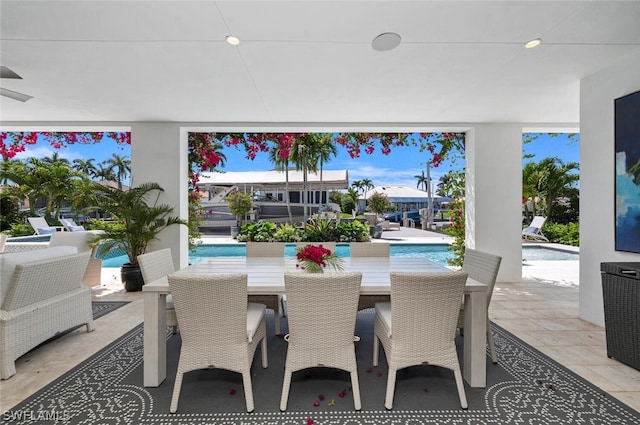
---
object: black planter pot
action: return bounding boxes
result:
[121,263,144,292]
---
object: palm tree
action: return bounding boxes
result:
[94,164,117,183]
[522,157,579,221]
[315,134,338,205]
[41,152,70,165]
[291,135,320,224]
[73,158,98,179]
[415,170,428,191]
[361,178,374,206]
[103,153,131,191]
[268,143,293,222]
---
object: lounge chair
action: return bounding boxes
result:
[27,217,62,235]
[59,218,86,232]
[381,220,400,230]
[522,216,549,242]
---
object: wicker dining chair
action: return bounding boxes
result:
[137,248,179,334]
[349,242,390,257]
[280,272,363,411]
[168,273,268,413]
[457,248,502,364]
[245,242,286,335]
[373,271,469,410]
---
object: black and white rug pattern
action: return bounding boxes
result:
[91,301,130,320]
[4,316,639,424]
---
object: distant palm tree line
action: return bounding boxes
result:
[0,153,130,220]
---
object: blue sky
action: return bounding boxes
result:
[15,132,578,190]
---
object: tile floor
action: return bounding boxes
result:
[1,262,639,415]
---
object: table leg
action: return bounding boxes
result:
[143,291,167,387]
[463,290,487,388]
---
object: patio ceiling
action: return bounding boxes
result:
[1,1,639,125]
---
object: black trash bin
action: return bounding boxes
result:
[600,262,640,371]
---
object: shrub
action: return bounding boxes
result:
[340,195,355,215]
[542,221,579,246]
[336,220,371,242]
[237,220,277,242]
[8,222,32,237]
[273,223,304,242]
[303,218,339,242]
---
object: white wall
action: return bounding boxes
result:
[466,125,523,282]
[130,123,189,269]
[580,53,640,325]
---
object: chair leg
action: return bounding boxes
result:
[169,370,184,413]
[350,370,362,410]
[373,335,380,366]
[86,320,95,332]
[487,329,498,364]
[260,336,268,368]
[384,368,397,410]
[279,369,293,411]
[487,325,497,364]
[274,304,281,335]
[241,370,255,412]
[453,368,468,409]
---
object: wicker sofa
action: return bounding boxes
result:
[0,247,94,379]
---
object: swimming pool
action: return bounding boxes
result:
[100,243,579,267]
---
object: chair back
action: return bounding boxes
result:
[245,242,286,257]
[49,231,94,253]
[168,273,249,346]
[462,248,502,304]
[390,271,468,347]
[27,217,54,234]
[530,216,547,229]
[284,272,361,349]
[350,242,389,257]
[137,248,175,283]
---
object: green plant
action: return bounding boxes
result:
[336,220,371,242]
[367,192,391,215]
[443,202,465,267]
[273,223,304,242]
[541,221,579,246]
[226,191,253,226]
[237,220,278,242]
[303,218,339,242]
[8,222,32,237]
[89,182,187,266]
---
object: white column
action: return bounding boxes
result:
[130,123,188,269]
[466,125,523,282]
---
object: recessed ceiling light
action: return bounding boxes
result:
[225,35,240,46]
[372,32,401,52]
[525,38,542,49]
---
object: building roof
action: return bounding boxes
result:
[363,185,450,203]
[197,169,349,191]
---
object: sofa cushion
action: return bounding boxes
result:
[0,246,78,307]
[69,225,86,232]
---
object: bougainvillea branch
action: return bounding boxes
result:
[0,131,131,159]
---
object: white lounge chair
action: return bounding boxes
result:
[522,216,549,242]
[27,217,62,235]
[59,218,86,232]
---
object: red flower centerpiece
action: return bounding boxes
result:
[296,244,344,273]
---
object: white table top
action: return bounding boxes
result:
[143,257,486,295]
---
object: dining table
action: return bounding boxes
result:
[142,256,488,388]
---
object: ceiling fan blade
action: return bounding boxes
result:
[0,66,23,79]
[1,87,33,102]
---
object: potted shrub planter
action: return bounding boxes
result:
[90,182,187,292]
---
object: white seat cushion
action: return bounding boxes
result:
[375,301,392,337]
[246,302,266,342]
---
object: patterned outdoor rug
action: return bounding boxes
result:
[91,301,130,320]
[5,311,639,424]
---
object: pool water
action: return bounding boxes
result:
[99,243,579,267]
